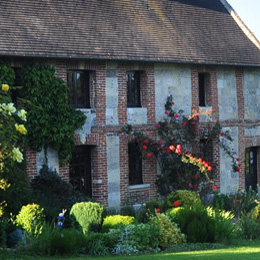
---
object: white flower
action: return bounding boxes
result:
[12,147,23,163]
[2,102,16,115]
[17,109,27,121]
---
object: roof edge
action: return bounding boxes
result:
[220,0,260,50]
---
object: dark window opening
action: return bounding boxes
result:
[128,142,143,185]
[69,146,92,197]
[67,71,90,108]
[127,71,141,107]
[199,73,206,106]
[245,147,257,191]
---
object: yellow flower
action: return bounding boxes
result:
[1,84,9,92]
[15,123,27,135]
[12,147,23,163]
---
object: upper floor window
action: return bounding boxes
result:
[128,142,143,185]
[199,73,211,107]
[67,71,90,108]
[127,71,141,107]
[199,73,206,106]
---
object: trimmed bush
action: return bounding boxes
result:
[167,190,201,208]
[174,203,215,243]
[16,203,45,235]
[70,201,105,234]
[102,215,137,233]
[150,213,186,249]
[115,223,160,254]
[166,207,183,223]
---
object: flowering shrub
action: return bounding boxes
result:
[124,95,240,195]
[0,65,27,218]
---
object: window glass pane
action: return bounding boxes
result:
[127,71,141,107]
[128,143,143,185]
[199,73,206,106]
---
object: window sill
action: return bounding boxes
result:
[128,184,150,190]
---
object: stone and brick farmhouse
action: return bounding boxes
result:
[1,0,260,208]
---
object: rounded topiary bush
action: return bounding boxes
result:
[150,213,186,249]
[16,203,45,235]
[167,190,201,208]
[70,201,106,234]
[174,203,215,243]
[250,203,260,220]
[102,215,137,233]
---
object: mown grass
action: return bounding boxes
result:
[1,240,260,260]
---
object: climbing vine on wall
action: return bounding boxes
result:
[19,64,86,164]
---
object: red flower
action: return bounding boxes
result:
[193,184,197,189]
[196,115,200,120]
[169,145,175,151]
[147,153,152,158]
[194,174,198,179]
[159,140,163,145]
[236,158,240,162]
[236,167,240,172]
[144,139,149,144]
[176,144,181,150]
[183,122,187,126]
[213,185,217,190]
[178,173,181,177]
[208,166,212,171]
[189,183,193,188]
[238,163,242,167]
[198,158,203,163]
[220,133,224,136]
[136,138,140,143]
[156,124,161,128]
[192,121,195,125]
[165,111,169,115]
[155,208,161,213]
[143,145,148,150]
[174,114,179,118]
[165,147,171,153]
[172,102,175,105]
[173,201,179,207]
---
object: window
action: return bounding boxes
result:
[127,71,141,107]
[67,71,90,108]
[199,73,206,106]
[69,146,92,197]
[128,142,143,185]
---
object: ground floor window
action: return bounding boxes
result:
[69,145,92,197]
[245,147,258,191]
[128,142,143,185]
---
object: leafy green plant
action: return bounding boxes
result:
[70,201,106,234]
[150,213,186,249]
[19,64,86,164]
[116,223,160,254]
[20,222,86,256]
[167,190,201,208]
[102,215,137,233]
[207,207,238,243]
[238,213,260,240]
[85,232,117,256]
[174,203,215,243]
[15,203,45,235]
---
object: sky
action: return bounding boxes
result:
[227,0,260,41]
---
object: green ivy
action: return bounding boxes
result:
[20,64,86,164]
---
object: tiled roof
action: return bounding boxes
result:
[0,0,259,66]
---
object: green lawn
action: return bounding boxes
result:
[1,241,260,260]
